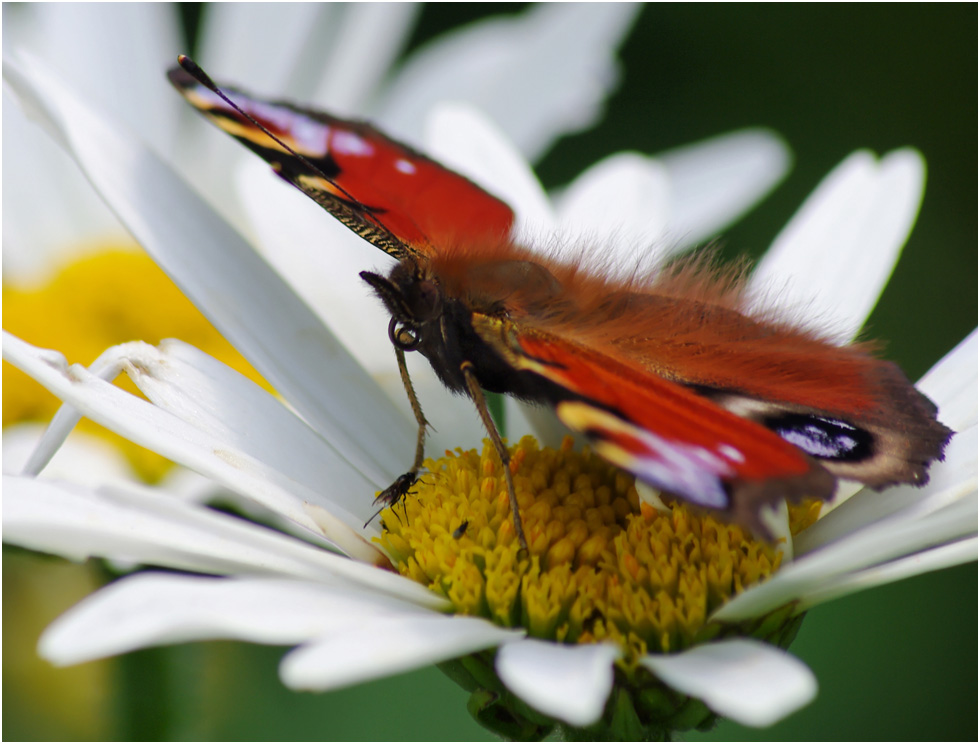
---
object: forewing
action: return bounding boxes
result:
[168,63,515,261]
[473,315,835,535]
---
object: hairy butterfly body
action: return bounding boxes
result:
[169,57,951,544]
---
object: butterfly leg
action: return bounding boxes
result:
[460,361,529,553]
[366,344,429,526]
[395,344,429,474]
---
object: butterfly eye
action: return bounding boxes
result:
[388,317,422,351]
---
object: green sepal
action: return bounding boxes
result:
[435,659,480,694]
[458,652,504,694]
[666,696,714,731]
[774,611,806,649]
[634,683,677,720]
[466,688,554,740]
[608,688,647,741]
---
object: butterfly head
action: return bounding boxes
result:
[360,266,444,358]
[361,261,442,320]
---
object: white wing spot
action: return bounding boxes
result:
[332,130,374,156]
[717,444,745,463]
[395,158,416,174]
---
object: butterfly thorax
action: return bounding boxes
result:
[361,260,556,399]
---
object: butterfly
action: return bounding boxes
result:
[169,56,951,547]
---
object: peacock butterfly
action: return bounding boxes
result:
[168,56,951,548]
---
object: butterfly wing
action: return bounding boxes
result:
[472,314,835,534]
[168,62,515,261]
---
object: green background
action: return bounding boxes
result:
[4,3,976,741]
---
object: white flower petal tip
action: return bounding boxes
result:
[636,481,671,513]
[640,639,817,728]
[2,422,137,486]
[759,500,794,562]
[658,128,792,246]
[379,3,641,161]
[917,329,978,432]
[424,102,552,232]
[751,148,925,340]
[302,502,391,568]
[555,152,672,262]
[279,614,522,692]
[495,640,621,727]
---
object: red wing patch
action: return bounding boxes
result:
[494,326,836,531]
[168,65,515,258]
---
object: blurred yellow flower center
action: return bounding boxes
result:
[379,436,820,663]
[3,246,268,481]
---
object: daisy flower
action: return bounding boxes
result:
[5,7,976,735]
[4,24,977,740]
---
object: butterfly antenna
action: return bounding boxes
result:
[176,55,394,238]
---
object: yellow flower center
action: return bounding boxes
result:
[379,436,820,663]
[3,245,268,481]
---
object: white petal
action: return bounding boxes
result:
[398,362,488,453]
[3,57,414,488]
[2,474,441,608]
[715,477,976,623]
[3,4,181,157]
[196,4,325,93]
[547,130,790,277]
[750,149,925,341]
[234,159,400,374]
[796,536,978,610]
[2,423,137,486]
[377,4,641,160]
[312,3,420,115]
[639,639,816,728]
[281,614,522,691]
[2,333,378,558]
[425,103,554,238]
[517,401,587,452]
[38,573,434,666]
[2,88,130,284]
[495,639,620,727]
[917,329,978,432]
[658,129,792,248]
[555,152,673,274]
[117,339,385,525]
[508,398,568,446]
[759,500,794,562]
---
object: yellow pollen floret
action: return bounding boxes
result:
[377,436,802,662]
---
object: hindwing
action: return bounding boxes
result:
[472,314,837,533]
